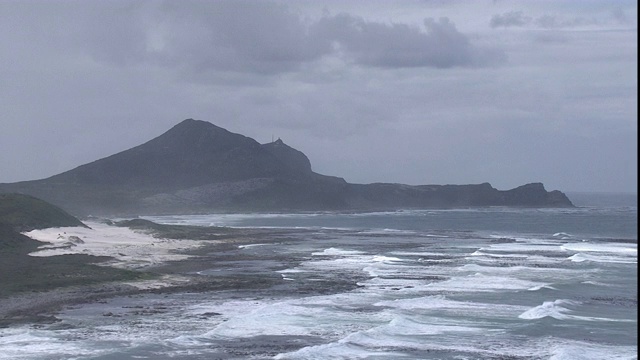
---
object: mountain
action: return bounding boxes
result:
[0,119,573,216]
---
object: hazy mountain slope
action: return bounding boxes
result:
[0,119,573,216]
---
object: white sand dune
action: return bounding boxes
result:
[24,221,211,270]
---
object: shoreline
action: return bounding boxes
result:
[0,222,296,328]
[24,221,215,270]
[0,271,281,328]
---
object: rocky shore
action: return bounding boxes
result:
[0,221,299,328]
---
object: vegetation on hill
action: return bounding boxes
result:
[0,194,145,300]
[0,193,87,232]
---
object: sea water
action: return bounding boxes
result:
[1,193,636,359]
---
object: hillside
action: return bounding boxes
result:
[0,193,87,232]
[0,119,574,216]
[0,194,141,301]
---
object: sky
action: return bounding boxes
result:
[0,0,637,193]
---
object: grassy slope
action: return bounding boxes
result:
[0,193,87,232]
[0,194,145,299]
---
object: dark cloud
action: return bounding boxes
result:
[314,15,506,68]
[490,11,531,28]
[69,1,505,74]
[150,1,330,74]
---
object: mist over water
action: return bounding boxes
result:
[566,192,638,208]
[1,193,636,359]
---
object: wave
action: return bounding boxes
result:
[567,253,637,264]
[237,243,271,249]
[425,273,548,293]
[519,299,636,322]
[0,327,100,359]
[311,247,365,256]
[519,299,579,320]
[553,232,574,238]
[561,242,637,254]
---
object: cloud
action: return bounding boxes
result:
[490,11,531,28]
[149,1,330,75]
[67,1,505,75]
[490,6,637,31]
[534,14,600,29]
[0,0,635,192]
[313,15,506,68]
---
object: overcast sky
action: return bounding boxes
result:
[0,0,637,193]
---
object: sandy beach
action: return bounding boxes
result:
[25,221,212,270]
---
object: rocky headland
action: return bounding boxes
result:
[0,119,573,217]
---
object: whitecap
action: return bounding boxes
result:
[372,255,402,263]
[311,247,365,256]
[561,242,637,255]
[568,253,637,264]
[517,299,630,322]
[238,243,270,249]
[425,273,547,293]
[518,299,578,320]
[0,327,101,359]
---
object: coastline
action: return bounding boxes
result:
[24,221,214,270]
[0,221,291,328]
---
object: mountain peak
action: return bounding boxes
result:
[262,138,312,174]
[42,119,320,192]
[174,118,221,130]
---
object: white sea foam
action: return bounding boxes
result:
[388,251,448,257]
[458,263,579,278]
[277,329,639,360]
[480,242,563,253]
[561,242,637,255]
[518,299,579,320]
[372,255,402,263]
[553,232,574,238]
[518,299,632,322]
[238,243,270,249]
[568,253,637,264]
[528,284,557,291]
[358,276,431,292]
[424,273,547,293]
[203,296,384,339]
[548,341,639,360]
[311,247,365,256]
[0,327,100,359]
[469,250,529,258]
[277,268,307,273]
[361,262,431,279]
[274,341,402,360]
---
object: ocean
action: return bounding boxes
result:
[1,193,636,359]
